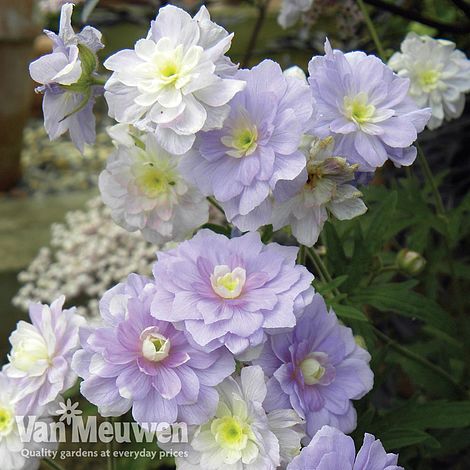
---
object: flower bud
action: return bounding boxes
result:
[396,249,426,275]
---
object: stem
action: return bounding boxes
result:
[242,0,272,67]
[297,245,306,265]
[207,196,225,216]
[44,458,66,470]
[356,0,387,59]
[305,246,333,283]
[416,143,446,217]
[373,327,464,394]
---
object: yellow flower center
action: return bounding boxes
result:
[300,357,325,385]
[134,161,177,199]
[0,407,13,435]
[221,114,259,158]
[212,416,251,450]
[418,69,440,91]
[344,92,376,125]
[210,265,246,299]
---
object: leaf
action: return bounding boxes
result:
[379,428,440,450]
[315,275,348,295]
[324,222,347,273]
[351,282,455,334]
[330,303,368,322]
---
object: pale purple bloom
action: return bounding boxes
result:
[103,5,245,155]
[151,229,314,356]
[182,59,314,231]
[308,39,431,171]
[99,132,209,244]
[256,294,373,439]
[0,373,57,470]
[29,3,104,152]
[4,296,85,412]
[72,274,235,426]
[287,425,404,470]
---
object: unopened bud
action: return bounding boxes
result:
[396,249,426,275]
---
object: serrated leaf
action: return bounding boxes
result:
[330,303,368,322]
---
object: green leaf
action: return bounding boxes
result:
[330,303,368,322]
[380,428,440,450]
[200,223,231,237]
[351,282,455,334]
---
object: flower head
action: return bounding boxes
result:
[272,136,367,246]
[182,59,314,231]
[103,5,245,155]
[151,230,314,356]
[255,294,373,439]
[99,132,209,244]
[73,274,235,426]
[29,3,104,152]
[308,39,431,171]
[287,425,403,470]
[178,366,304,469]
[389,32,470,130]
[4,296,85,411]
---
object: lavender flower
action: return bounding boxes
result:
[73,274,235,425]
[103,5,245,155]
[4,296,85,412]
[308,39,431,171]
[182,60,314,231]
[255,294,373,439]
[29,3,104,152]
[151,229,314,356]
[0,373,57,470]
[177,366,304,470]
[287,425,404,470]
[389,33,470,130]
[272,136,367,246]
[99,132,209,244]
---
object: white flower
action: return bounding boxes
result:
[103,5,245,155]
[389,32,470,130]
[0,372,56,470]
[176,366,304,470]
[4,296,85,411]
[272,136,367,247]
[278,0,314,29]
[99,132,209,244]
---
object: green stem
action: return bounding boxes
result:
[305,246,333,283]
[44,458,66,470]
[208,196,225,216]
[416,143,446,217]
[373,327,464,394]
[297,245,306,265]
[356,0,387,59]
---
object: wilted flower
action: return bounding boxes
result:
[272,136,367,246]
[99,132,209,244]
[0,373,57,470]
[182,60,314,231]
[278,0,314,28]
[389,32,470,130]
[73,274,235,425]
[255,294,373,439]
[4,297,85,411]
[308,39,431,171]
[29,3,104,152]
[177,366,304,470]
[103,5,245,155]
[287,425,403,470]
[151,229,314,356]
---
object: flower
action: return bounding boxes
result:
[287,425,403,470]
[272,136,367,246]
[73,274,235,426]
[4,296,85,411]
[182,59,314,231]
[255,294,373,439]
[0,372,57,470]
[151,229,314,356]
[389,32,470,130]
[278,0,314,29]
[103,5,245,155]
[177,366,304,470]
[29,3,104,152]
[99,132,209,244]
[308,39,431,171]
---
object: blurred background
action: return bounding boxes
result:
[0,0,469,468]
